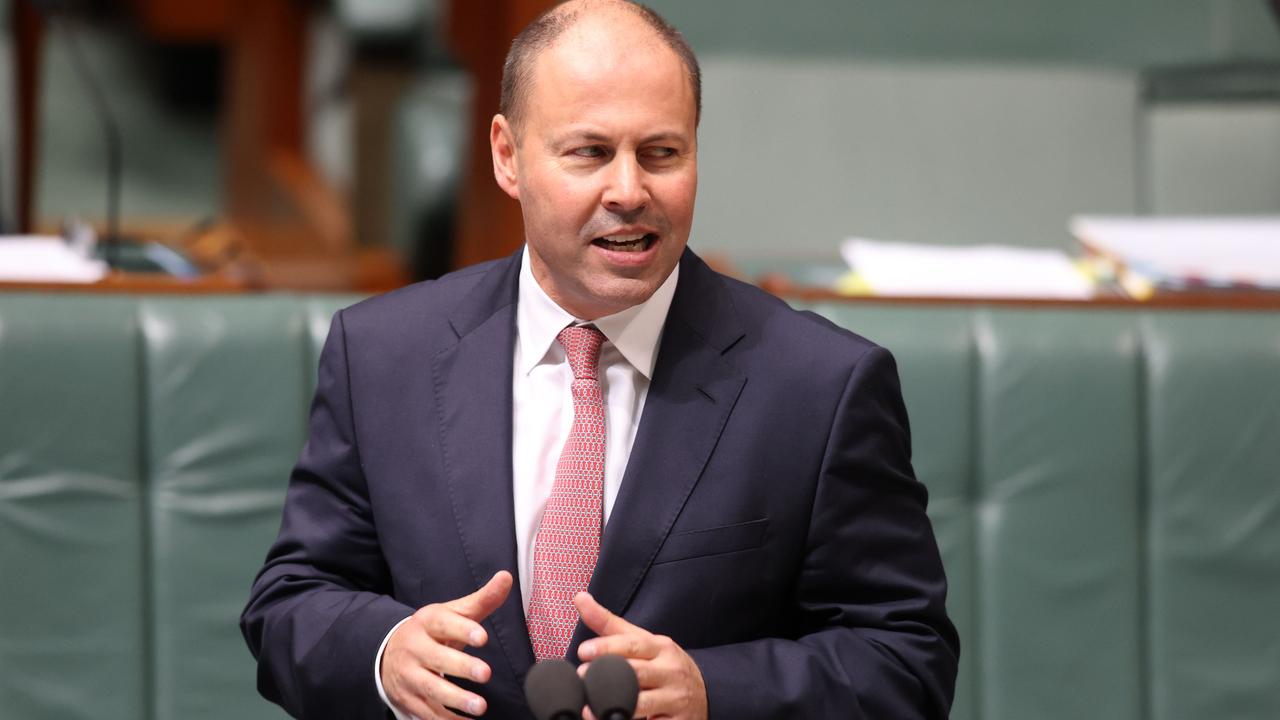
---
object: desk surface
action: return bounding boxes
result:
[758,273,1280,312]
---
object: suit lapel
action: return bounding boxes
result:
[431,250,749,668]
[573,251,748,651]
[430,252,537,678]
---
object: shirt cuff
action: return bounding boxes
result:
[375,617,419,720]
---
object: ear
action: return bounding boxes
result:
[491,114,520,200]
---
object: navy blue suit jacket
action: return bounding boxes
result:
[241,248,958,718]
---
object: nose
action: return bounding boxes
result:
[601,153,649,215]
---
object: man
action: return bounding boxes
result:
[241,1,958,718]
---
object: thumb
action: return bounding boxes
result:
[573,591,638,636]
[448,570,513,621]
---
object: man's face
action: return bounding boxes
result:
[491,17,697,320]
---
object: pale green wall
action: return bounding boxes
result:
[1148,105,1280,214]
[645,0,1279,65]
[688,60,1139,260]
[646,0,1280,264]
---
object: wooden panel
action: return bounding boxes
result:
[13,0,44,233]
[224,0,306,221]
[130,0,235,41]
[448,0,558,269]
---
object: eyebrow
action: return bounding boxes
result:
[638,131,690,145]
[550,129,690,147]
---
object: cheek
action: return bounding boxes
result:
[524,182,576,232]
[522,162,590,210]
[543,177,601,225]
[659,175,698,223]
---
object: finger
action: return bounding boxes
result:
[627,657,665,689]
[418,603,489,648]
[582,706,598,720]
[394,670,472,720]
[573,591,641,637]
[420,670,488,717]
[401,692,469,720]
[398,694,466,720]
[414,639,492,684]
[634,686,680,719]
[578,631,659,662]
[446,571,514,622]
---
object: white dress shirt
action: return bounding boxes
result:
[376,247,679,717]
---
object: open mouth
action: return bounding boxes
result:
[592,233,658,253]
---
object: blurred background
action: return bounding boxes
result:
[3,4,1280,720]
[3,0,1278,291]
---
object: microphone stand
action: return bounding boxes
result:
[54,10,123,268]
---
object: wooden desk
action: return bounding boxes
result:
[7,0,403,292]
[0,273,247,295]
[758,273,1280,312]
[4,218,407,295]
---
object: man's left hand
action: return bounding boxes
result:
[574,592,708,720]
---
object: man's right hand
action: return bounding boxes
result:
[381,571,514,719]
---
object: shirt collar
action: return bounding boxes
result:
[516,245,679,379]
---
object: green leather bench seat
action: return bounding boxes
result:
[809,303,1280,720]
[0,294,359,720]
[2,292,1278,719]
[0,296,145,719]
[140,298,310,719]
[1143,314,1280,720]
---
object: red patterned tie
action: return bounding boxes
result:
[527,325,607,660]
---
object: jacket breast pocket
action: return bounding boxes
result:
[652,517,769,565]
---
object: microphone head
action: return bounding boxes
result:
[584,654,639,720]
[524,659,586,720]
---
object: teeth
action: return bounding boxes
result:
[595,233,653,253]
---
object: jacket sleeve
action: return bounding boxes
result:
[240,311,415,719]
[688,346,960,718]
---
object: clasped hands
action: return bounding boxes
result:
[380,571,707,720]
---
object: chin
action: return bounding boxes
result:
[581,278,662,317]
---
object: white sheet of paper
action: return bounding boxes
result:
[0,236,108,282]
[840,238,1094,299]
[1071,216,1280,287]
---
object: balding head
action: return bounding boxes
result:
[487,0,698,320]
[499,0,701,138]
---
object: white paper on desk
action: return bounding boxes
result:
[840,238,1094,299]
[0,236,108,282]
[1071,216,1280,287]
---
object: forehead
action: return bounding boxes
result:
[523,14,696,135]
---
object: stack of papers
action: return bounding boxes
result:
[839,238,1095,299]
[0,236,108,283]
[1071,216,1280,291]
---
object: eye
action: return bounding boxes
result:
[572,145,607,159]
[642,147,677,160]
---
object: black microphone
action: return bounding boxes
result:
[584,655,639,720]
[524,659,585,720]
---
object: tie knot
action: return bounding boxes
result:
[557,325,605,381]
